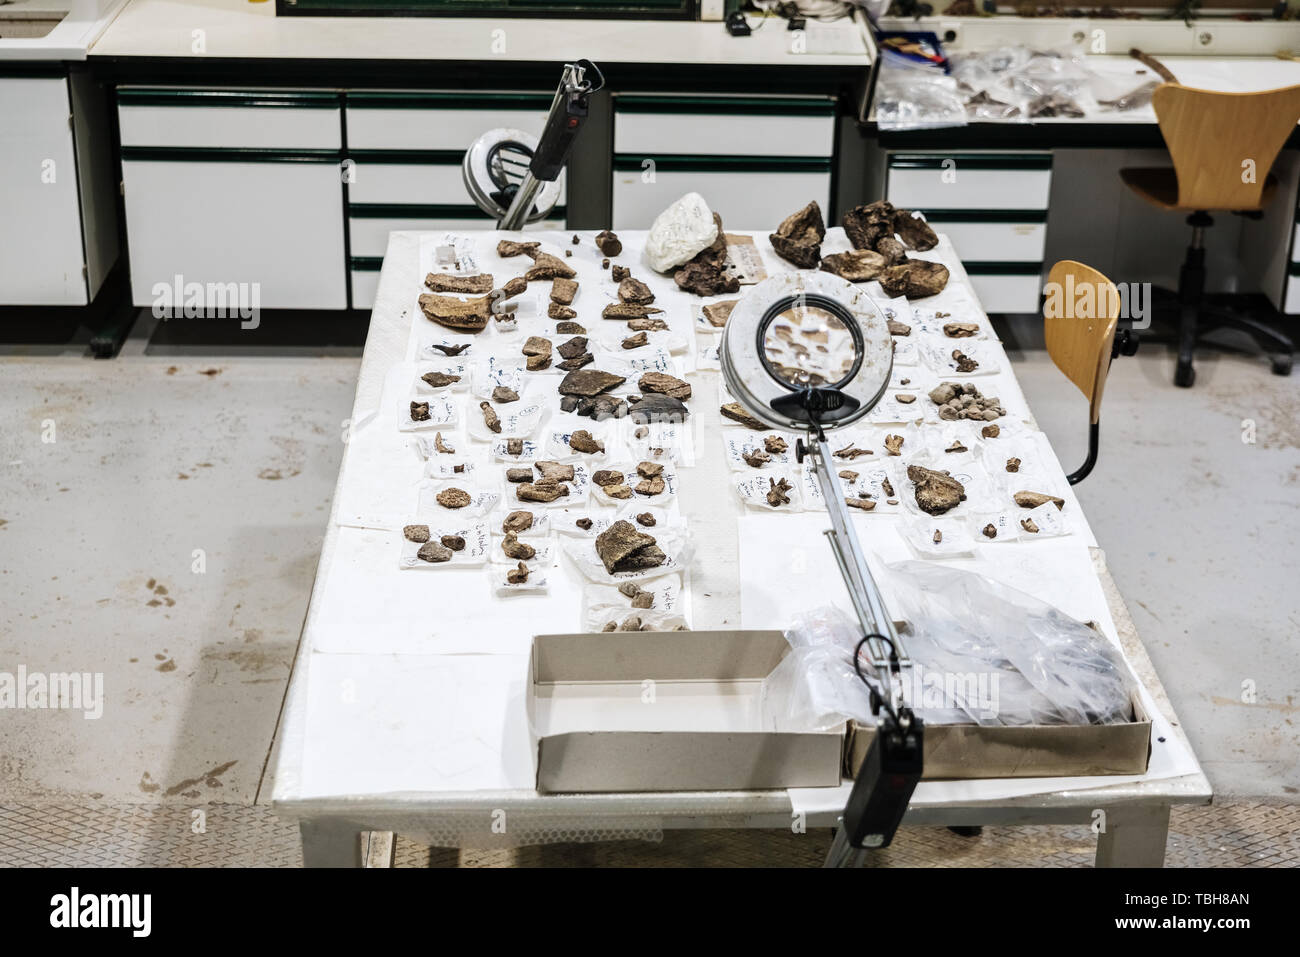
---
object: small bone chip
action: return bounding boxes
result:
[592,469,624,487]
[767,477,794,507]
[595,520,665,574]
[403,524,430,543]
[506,561,529,584]
[639,372,691,400]
[502,510,534,533]
[441,535,466,551]
[944,322,980,338]
[1006,457,1021,473]
[492,386,519,403]
[479,401,501,433]
[1014,491,1065,510]
[417,542,453,563]
[569,430,605,454]
[982,524,998,539]
[410,401,431,421]
[421,371,461,388]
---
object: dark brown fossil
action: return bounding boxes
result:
[497,240,540,258]
[523,336,552,358]
[437,488,472,509]
[981,424,1001,438]
[619,277,655,305]
[555,321,586,335]
[492,386,520,403]
[628,316,670,332]
[429,343,470,357]
[766,477,794,507]
[434,432,454,454]
[702,300,738,328]
[425,273,494,294]
[502,510,534,533]
[441,535,465,551]
[634,426,649,439]
[499,276,528,299]
[893,210,939,251]
[611,265,630,282]
[621,332,648,350]
[764,436,788,454]
[635,512,656,527]
[550,277,578,305]
[1006,457,1021,473]
[604,483,633,499]
[884,434,905,456]
[743,449,771,468]
[843,200,897,251]
[548,303,577,321]
[631,592,654,609]
[569,430,605,454]
[878,261,950,300]
[882,478,895,498]
[720,402,766,430]
[639,372,691,400]
[875,236,908,266]
[887,319,912,337]
[1014,491,1064,510]
[820,249,889,283]
[944,322,980,338]
[410,401,431,421]
[526,353,551,372]
[900,378,911,385]
[557,336,588,360]
[418,293,492,333]
[480,401,501,433]
[674,260,739,297]
[896,393,916,404]
[556,354,594,371]
[502,532,536,560]
[595,230,623,257]
[506,468,532,483]
[1020,518,1039,534]
[572,234,581,245]
[628,394,688,423]
[601,258,610,269]
[769,201,825,269]
[525,253,577,281]
[635,477,665,497]
[602,303,664,321]
[517,480,569,503]
[595,520,665,574]
[839,469,859,482]
[403,524,431,543]
[535,461,575,483]
[559,369,626,397]
[932,529,943,544]
[946,440,968,454]
[592,469,624,487]
[576,518,593,530]
[505,438,524,456]
[846,497,876,511]
[952,349,979,373]
[506,561,530,584]
[906,466,967,516]
[636,461,664,479]
[417,541,454,563]
[982,524,998,539]
[929,382,1006,422]
[834,444,873,460]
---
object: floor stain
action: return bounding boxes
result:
[163,760,237,797]
[198,368,223,377]
[156,658,176,673]
[138,772,159,794]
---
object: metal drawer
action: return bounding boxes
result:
[887,154,1052,212]
[967,269,1044,315]
[614,94,836,159]
[117,89,342,150]
[921,213,1048,264]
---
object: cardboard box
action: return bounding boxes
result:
[529,630,844,794]
[845,692,1151,780]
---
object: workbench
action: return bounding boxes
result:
[270,226,1211,867]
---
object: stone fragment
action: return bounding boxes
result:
[768,201,825,269]
[1013,491,1065,510]
[559,369,626,397]
[595,520,666,574]
[906,465,967,515]
[436,488,472,509]
[425,273,494,294]
[403,524,430,543]
[639,371,691,400]
[417,542,453,563]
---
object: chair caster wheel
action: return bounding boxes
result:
[1174,363,1195,388]
[948,826,983,838]
[1271,355,1293,376]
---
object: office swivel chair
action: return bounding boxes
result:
[1119,83,1300,387]
[1044,260,1137,484]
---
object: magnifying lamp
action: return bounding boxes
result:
[720,272,922,857]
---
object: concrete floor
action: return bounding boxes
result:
[0,323,1295,832]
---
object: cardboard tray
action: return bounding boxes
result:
[845,691,1152,780]
[529,630,844,794]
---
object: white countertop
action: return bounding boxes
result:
[90,0,870,64]
[0,0,127,60]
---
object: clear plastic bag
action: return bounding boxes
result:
[876,67,968,132]
[759,561,1137,731]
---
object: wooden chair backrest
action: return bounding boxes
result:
[1152,82,1300,210]
[1044,260,1120,425]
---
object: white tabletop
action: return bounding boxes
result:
[90,0,870,64]
[0,0,128,60]
[271,227,1207,843]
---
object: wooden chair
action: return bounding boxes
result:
[1120,82,1300,387]
[1044,260,1134,484]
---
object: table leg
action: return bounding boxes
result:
[1094,804,1170,868]
[300,820,362,868]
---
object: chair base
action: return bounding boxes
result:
[1159,214,1294,387]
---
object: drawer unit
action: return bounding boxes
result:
[611,93,838,230]
[345,91,551,151]
[118,88,342,150]
[350,261,383,312]
[886,153,1053,211]
[887,154,1052,314]
[0,76,91,305]
[1285,268,1300,314]
[614,94,836,158]
[967,268,1046,316]
[122,151,348,310]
